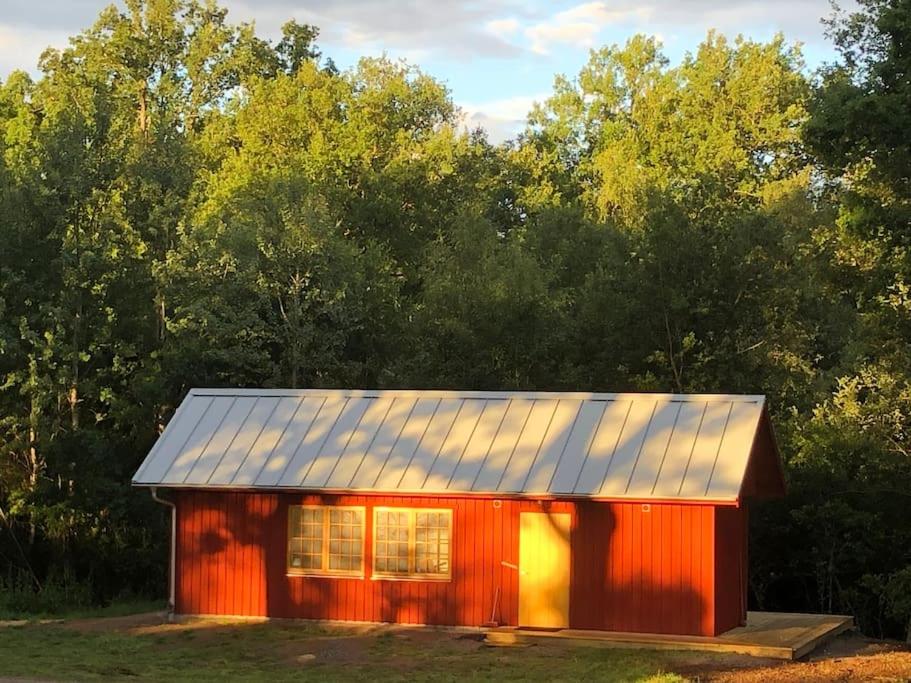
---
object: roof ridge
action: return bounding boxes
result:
[187,388,767,402]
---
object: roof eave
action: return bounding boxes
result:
[130,481,741,506]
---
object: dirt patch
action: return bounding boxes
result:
[0,619,62,629]
[808,631,908,660]
[706,650,911,682]
[60,611,170,633]
[272,625,486,670]
[274,632,375,666]
[670,633,911,682]
[664,650,785,678]
[61,613,487,672]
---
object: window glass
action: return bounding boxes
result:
[374,509,410,573]
[288,506,364,576]
[329,508,363,571]
[373,508,451,579]
[415,511,450,575]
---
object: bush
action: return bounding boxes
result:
[0,567,92,618]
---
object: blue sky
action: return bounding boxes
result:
[0,0,848,142]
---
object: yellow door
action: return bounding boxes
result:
[518,512,571,628]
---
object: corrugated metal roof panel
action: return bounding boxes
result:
[232,396,301,486]
[706,401,764,498]
[132,388,769,501]
[572,400,631,496]
[598,399,656,495]
[495,399,558,493]
[678,401,733,498]
[472,399,533,492]
[651,401,706,497]
[183,396,256,485]
[549,400,606,494]
[208,396,280,485]
[625,400,680,497]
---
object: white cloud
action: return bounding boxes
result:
[1,0,104,31]
[485,17,521,40]
[526,22,597,55]
[459,93,546,143]
[557,2,634,24]
[0,24,71,77]
[0,0,538,77]
[0,0,850,80]
[523,2,658,55]
[225,0,531,59]
[501,0,846,57]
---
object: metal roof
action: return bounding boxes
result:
[132,389,768,501]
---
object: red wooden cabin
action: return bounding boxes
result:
[133,389,784,636]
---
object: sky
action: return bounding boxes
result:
[0,0,848,142]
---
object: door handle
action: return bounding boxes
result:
[502,561,527,575]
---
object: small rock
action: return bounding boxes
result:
[296,654,317,664]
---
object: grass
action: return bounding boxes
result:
[0,616,690,682]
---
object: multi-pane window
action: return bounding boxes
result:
[287,506,365,576]
[414,511,450,575]
[373,508,452,580]
[374,509,410,574]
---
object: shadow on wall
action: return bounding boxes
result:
[573,500,713,635]
[271,493,501,626]
[179,491,318,618]
[179,491,715,636]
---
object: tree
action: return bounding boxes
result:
[801,0,911,639]
[522,34,808,224]
[0,0,319,605]
[1,0,909,641]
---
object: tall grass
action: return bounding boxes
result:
[0,567,163,619]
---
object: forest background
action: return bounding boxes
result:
[2,0,911,641]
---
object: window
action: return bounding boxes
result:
[373,508,452,580]
[287,506,365,576]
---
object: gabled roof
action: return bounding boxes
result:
[132,388,783,502]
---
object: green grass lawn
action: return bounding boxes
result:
[0,616,691,682]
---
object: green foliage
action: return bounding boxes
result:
[523,33,808,223]
[396,210,562,388]
[1,0,910,641]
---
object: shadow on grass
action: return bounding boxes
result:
[0,616,690,682]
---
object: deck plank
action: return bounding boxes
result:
[484,611,854,660]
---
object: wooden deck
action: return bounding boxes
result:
[485,611,854,660]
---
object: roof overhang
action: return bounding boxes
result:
[738,407,787,500]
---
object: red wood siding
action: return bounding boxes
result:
[713,505,748,633]
[174,491,728,636]
[570,501,716,635]
[740,411,787,500]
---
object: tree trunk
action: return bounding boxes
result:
[155,291,166,342]
[68,386,79,430]
[663,311,684,392]
[69,299,80,429]
[138,82,149,136]
[27,390,41,547]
